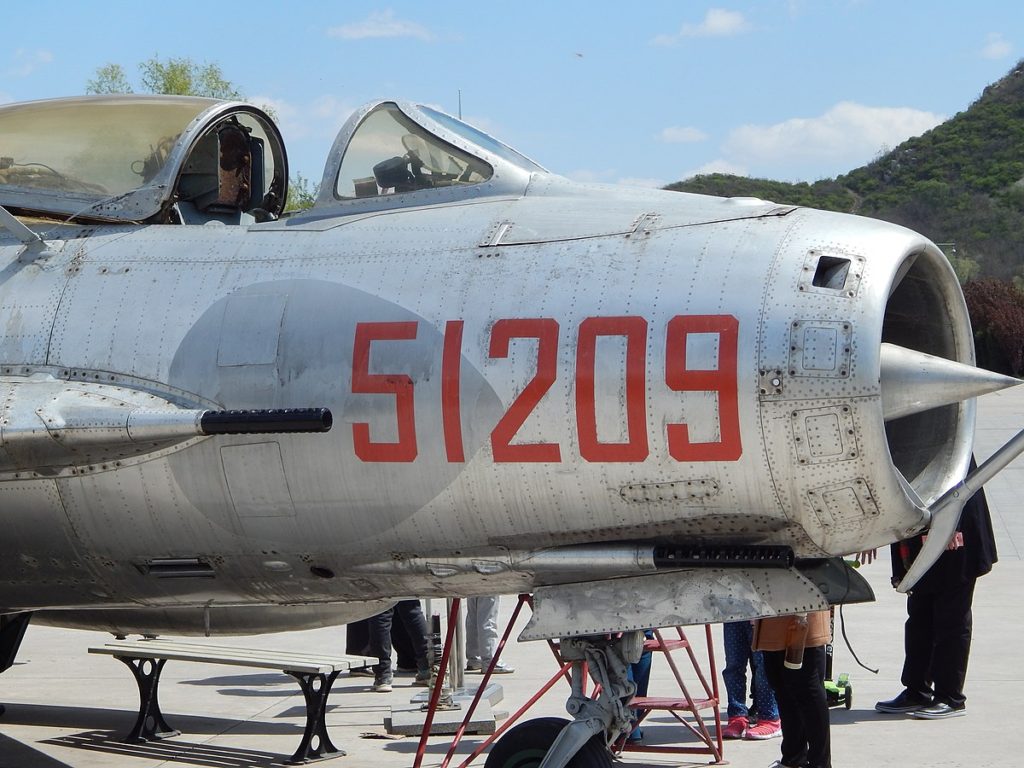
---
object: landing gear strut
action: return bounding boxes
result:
[484,631,644,768]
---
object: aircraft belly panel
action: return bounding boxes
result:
[522,568,829,640]
[0,479,109,610]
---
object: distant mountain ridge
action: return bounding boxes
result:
[666,59,1024,281]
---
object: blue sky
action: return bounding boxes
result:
[2,1,1021,189]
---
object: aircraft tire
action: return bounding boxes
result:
[484,717,612,768]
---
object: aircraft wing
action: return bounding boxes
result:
[0,374,330,477]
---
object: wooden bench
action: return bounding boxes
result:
[90,638,376,764]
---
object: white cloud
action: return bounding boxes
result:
[659,125,708,143]
[980,32,1012,60]
[327,10,433,41]
[720,101,944,180]
[0,92,11,105]
[653,9,750,45]
[310,95,358,129]
[250,94,356,143]
[5,48,53,77]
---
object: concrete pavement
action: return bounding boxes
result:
[2,388,1024,767]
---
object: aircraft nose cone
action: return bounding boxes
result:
[880,342,1021,421]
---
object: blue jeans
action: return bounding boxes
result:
[722,621,779,720]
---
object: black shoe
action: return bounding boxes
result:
[875,690,932,714]
[910,701,965,719]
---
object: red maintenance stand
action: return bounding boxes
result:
[413,595,724,767]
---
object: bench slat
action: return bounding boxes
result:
[90,640,376,675]
[94,641,373,668]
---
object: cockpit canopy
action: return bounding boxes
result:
[0,95,287,224]
[312,100,546,215]
[335,103,493,198]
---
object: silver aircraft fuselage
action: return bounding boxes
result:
[0,96,1011,636]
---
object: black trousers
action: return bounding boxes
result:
[347,615,419,668]
[902,580,975,708]
[367,600,430,679]
[763,646,830,768]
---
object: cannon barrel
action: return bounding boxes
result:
[199,408,333,435]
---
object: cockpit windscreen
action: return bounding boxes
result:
[335,103,493,199]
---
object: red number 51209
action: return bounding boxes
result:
[350,314,741,463]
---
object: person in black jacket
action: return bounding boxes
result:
[875,458,998,719]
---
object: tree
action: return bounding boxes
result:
[86,57,315,211]
[86,63,133,94]
[963,278,1024,375]
[284,173,319,212]
[139,57,241,99]
[87,56,240,99]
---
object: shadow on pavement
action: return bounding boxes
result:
[42,730,296,768]
[0,702,303,737]
[0,733,75,767]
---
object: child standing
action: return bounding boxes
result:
[721,620,781,739]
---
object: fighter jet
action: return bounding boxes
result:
[0,94,1020,765]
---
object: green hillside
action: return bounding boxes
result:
[666,60,1024,282]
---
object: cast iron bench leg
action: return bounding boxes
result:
[286,670,342,764]
[115,655,180,742]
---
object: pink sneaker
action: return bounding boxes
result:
[722,715,748,739]
[745,718,782,740]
